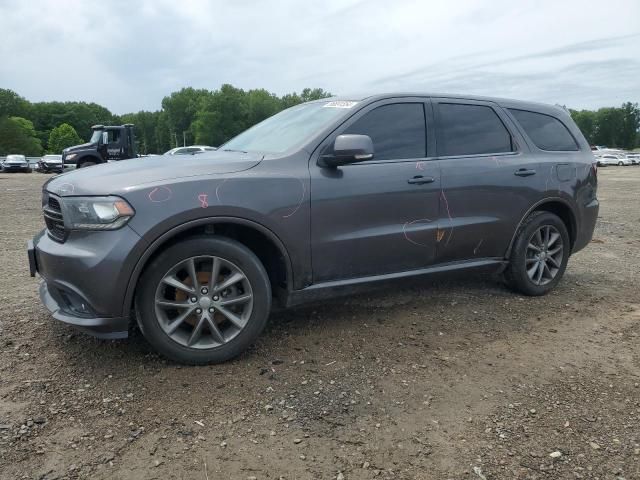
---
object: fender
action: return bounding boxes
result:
[504,195,577,259]
[121,216,294,316]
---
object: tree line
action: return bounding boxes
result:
[0,85,331,156]
[0,85,638,156]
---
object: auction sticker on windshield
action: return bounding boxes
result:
[323,101,358,108]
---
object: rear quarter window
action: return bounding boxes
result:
[509,109,578,151]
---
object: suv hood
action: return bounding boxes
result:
[47,150,263,196]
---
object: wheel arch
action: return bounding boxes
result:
[506,198,577,258]
[123,217,294,315]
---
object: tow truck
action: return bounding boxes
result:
[62,124,137,169]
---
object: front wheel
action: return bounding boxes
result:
[504,211,570,296]
[136,236,271,364]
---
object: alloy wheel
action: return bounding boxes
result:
[154,256,254,349]
[525,225,564,286]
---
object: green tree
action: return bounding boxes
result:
[161,87,210,147]
[0,89,29,118]
[47,123,83,154]
[0,116,43,156]
[619,102,640,149]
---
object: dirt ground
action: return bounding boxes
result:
[0,167,638,480]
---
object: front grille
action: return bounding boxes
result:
[43,194,66,242]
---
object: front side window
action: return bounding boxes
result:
[344,103,426,160]
[509,109,578,151]
[437,103,513,157]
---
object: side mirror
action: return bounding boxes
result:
[318,134,374,168]
[102,132,108,144]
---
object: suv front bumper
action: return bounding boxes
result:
[28,226,143,339]
[38,281,129,339]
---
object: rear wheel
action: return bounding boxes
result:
[504,211,570,296]
[136,236,271,364]
[618,161,623,166]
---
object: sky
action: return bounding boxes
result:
[1,0,639,114]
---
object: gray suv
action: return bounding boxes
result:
[28,94,599,364]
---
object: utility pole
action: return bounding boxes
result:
[183,131,186,147]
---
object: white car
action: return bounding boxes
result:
[38,154,63,173]
[596,154,631,166]
[164,145,217,156]
[625,153,640,165]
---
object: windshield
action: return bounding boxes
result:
[221,101,356,154]
[90,130,103,143]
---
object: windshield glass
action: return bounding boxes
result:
[90,130,103,143]
[221,101,356,154]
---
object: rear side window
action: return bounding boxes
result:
[509,109,578,151]
[344,103,426,160]
[436,103,513,156]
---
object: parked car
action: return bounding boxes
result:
[28,93,599,364]
[595,154,617,166]
[164,145,217,155]
[625,153,640,165]
[614,154,633,166]
[38,154,63,173]
[2,154,31,173]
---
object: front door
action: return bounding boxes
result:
[310,99,441,283]
[432,98,542,263]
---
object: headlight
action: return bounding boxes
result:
[63,196,135,230]
[65,153,77,161]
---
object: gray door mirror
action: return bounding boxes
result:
[318,134,374,168]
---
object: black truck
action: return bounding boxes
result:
[62,124,137,169]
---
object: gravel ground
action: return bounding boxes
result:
[0,167,638,480]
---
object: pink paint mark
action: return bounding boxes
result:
[416,161,426,171]
[148,186,172,203]
[440,189,454,246]
[402,218,432,247]
[198,193,209,208]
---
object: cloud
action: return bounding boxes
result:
[0,0,638,113]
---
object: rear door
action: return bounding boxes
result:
[310,98,441,282]
[433,98,541,262]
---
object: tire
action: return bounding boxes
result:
[136,236,271,364]
[504,211,570,296]
[78,161,96,168]
[618,161,623,166]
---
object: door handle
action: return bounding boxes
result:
[514,168,536,177]
[407,175,435,185]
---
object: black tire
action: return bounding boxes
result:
[617,161,623,166]
[504,211,570,296]
[78,161,96,168]
[136,236,271,364]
